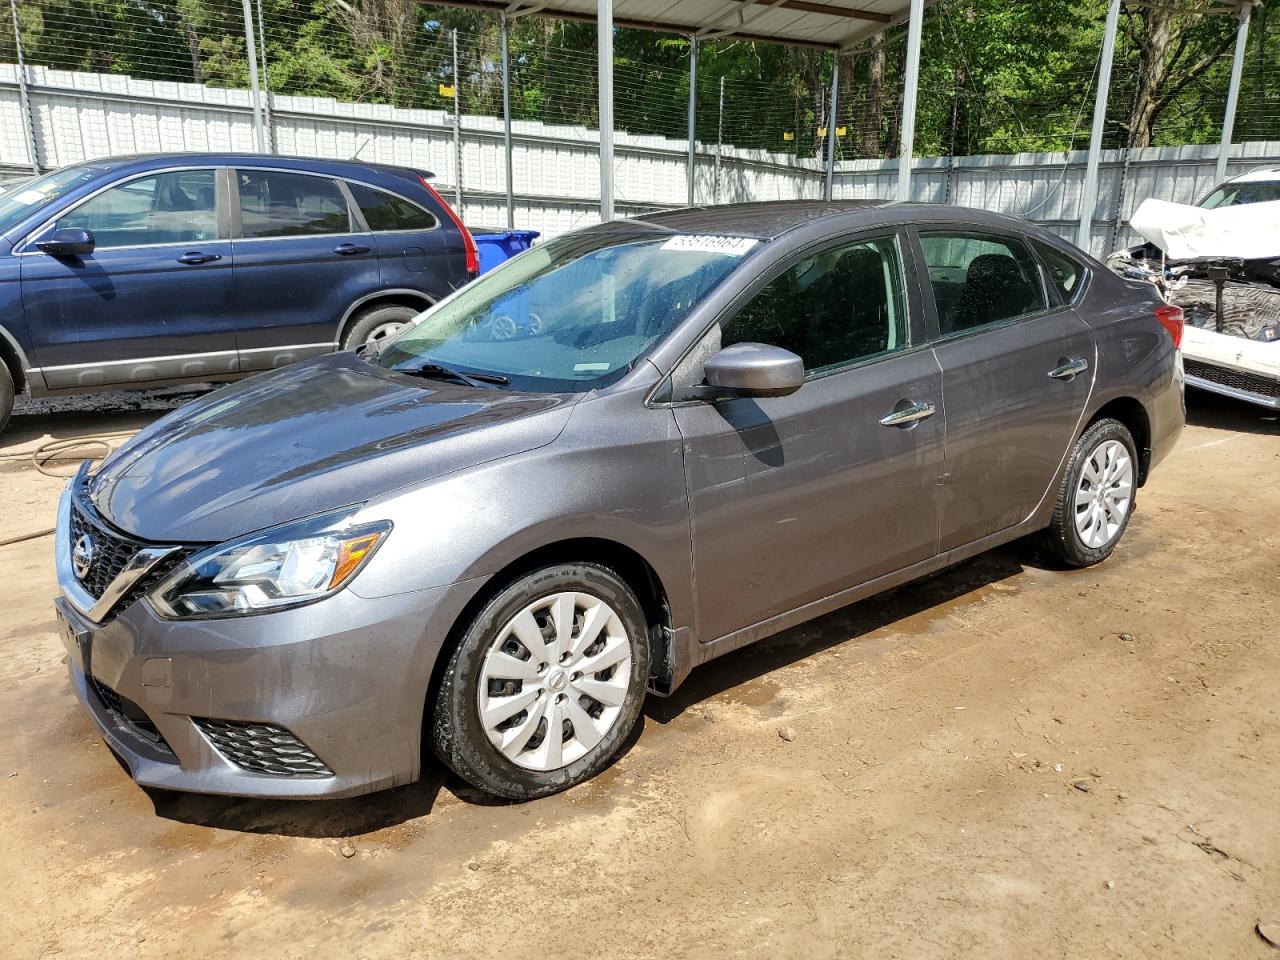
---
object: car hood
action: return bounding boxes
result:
[89,352,577,543]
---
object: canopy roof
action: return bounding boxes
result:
[434,0,927,49]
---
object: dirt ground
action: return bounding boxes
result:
[0,388,1276,959]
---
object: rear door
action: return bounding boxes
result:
[343,179,457,301]
[230,168,378,372]
[913,227,1096,552]
[672,230,944,643]
[19,167,238,388]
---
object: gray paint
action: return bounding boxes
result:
[56,201,1184,800]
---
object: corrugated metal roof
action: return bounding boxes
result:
[435,0,926,50]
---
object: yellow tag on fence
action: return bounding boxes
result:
[439,83,456,98]
[783,131,794,141]
[836,126,846,136]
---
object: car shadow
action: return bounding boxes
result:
[644,545,1028,725]
[1185,386,1278,434]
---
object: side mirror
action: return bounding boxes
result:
[36,228,95,258]
[700,342,804,399]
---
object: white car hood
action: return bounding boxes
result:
[1130,198,1280,260]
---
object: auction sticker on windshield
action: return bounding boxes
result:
[660,235,759,256]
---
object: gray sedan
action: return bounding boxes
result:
[53,201,1185,801]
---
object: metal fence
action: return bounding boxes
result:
[4,60,1278,257]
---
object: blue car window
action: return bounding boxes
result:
[347,182,437,232]
[55,170,217,248]
[237,170,352,239]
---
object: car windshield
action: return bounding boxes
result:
[373,231,759,392]
[1198,181,1280,208]
[0,165,101,237]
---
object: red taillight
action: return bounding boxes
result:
[1155,304,1184,348]
[420,175,478,276]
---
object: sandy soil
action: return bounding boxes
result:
[0,389,1276,959]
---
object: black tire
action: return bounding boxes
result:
[431,562,651,800]
[340,303,419,350]
[1038,417,1138,568]
[0,362,13,436]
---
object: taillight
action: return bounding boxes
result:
[419,176,479,276]
[1155,304,1184,348]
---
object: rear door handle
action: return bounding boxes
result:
[879,399,937,428]
[1047,357,1089,380]
[176,251,221,265]
[334,242,371,256]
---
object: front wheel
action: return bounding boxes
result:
[431,563,651,800]
[1038,417,1138,568]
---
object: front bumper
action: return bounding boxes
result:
[54,481,482,799]
[1183,325,1280,410]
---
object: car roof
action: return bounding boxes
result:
[59,153,435,181]
[1226,165,1280,185]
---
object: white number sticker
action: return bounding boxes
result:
[660,235,759,256]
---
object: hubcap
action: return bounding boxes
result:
[477,592,632,772]
[1074,439,1133,549]
[364,321,407,344]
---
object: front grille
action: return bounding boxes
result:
[193,718,334,778]
[88,675,174,754]
[68,495,190,618]
[70,499,144,601]
[1185,359,1280,401]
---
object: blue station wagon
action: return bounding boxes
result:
[0,154,478,432]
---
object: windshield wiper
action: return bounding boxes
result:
[404,361,510,388]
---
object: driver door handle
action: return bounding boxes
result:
[176,251,221,265]
[1048,358,1089,380]
[334,242,371,256]
[879,400,936,428]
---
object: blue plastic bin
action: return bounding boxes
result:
[470,228,541,274]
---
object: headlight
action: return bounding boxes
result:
[150,509,391,619]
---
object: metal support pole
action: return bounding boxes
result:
[452,29,463,214]
[255,0,274,152]
[687,34,698,207]
[1077,0,1121,252]
[8,0,39,173]
[597,0,614,222]
[240,0,265,152]
[715,76,724,204]
[501,12,514,228]
[896,0,925,201]
[824,54,839,201]
[1216,4,1251,184]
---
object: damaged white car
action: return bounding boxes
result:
[1109,166,1280,410]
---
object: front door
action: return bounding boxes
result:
[20,168,238,389]
[672,232,945,644]
[230,168,378,371]
[914,228,1097,551]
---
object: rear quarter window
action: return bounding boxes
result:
[347,182,438,232]
[1033,241,1086,304]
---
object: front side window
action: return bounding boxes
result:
[237,170,351,239]
[919,232,1047,335]
[347,181,437,232]
[374,231,755,392]
[720,235,908,374]
[55,170,217,248]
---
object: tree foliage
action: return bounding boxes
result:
[4,0,1276,157]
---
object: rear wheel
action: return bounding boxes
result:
[0,363,13,436]
[1038,417,1137,568]
[341,303,419,350]
[431,562,650,800]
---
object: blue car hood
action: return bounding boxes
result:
[89,352,577,543]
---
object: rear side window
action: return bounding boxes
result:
[721,235,908,374]
[1033,241,1085,304]
[919,233,1047,335]
[347,182,437,232]
[56,170,217,248]
[237,170,351,239]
